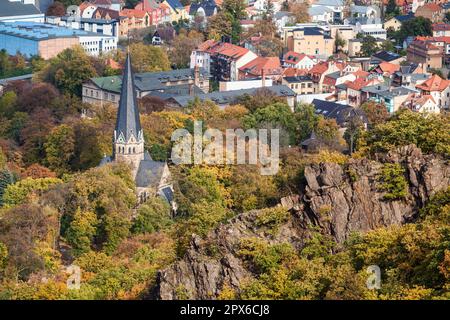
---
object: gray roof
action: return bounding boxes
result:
[312,99,368,127]
[283,76,312,83]
[169,85,296,107]
[115,54,143,143]
[308,6,332,16]
[0,73,32,84]
[361,84,390,94]
[0,0,41,17]
[273,11,294,19]
[135,153,166,188]
[377,87,416,99]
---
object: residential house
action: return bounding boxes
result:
[190,39,216,73]
[416,35,450,64]
[308,61,344,93]
[282,51,316,70]
[353,18,387,40]
[416,74,450,109]
[311,99,368,135]
[346,77,380,107]
[308,6,334,23]
[384,14,415,32]
[407,39,443,70]
[161,0,188,22]
[120,8,150,31]
[371,50,404,65]
[433,23,450,37]
[286,27,334,58]
[402,94,440,113]
[311,0,344,23]
[322,70,357,94]
[350,5,378,19]
[370,61,400,80]
[415,3,444,23]
[348,38,385,57]
[391,63,427,87]
[238,57,282,80]
[362,85,416,113]
[281,76,314,95]
[208,42,258,81]
[273,11,295,34]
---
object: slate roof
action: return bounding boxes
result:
[115,54,143,143]
[0,0,42,17]
[189,0,217,16]
[311,99,368,127]
[89,67,210,93]
[394,13,414,22]
[166,0,184,10]
[372,51,401,62]
[170,85,296,107]
[283,76,312,83]
[135,153,166,188]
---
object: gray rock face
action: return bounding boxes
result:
[152,145,449,300]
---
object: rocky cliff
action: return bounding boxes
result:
[152,145,449,300]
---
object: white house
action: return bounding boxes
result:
[308,6,334,23]
[283,51,316,70]
[311,0,344,23]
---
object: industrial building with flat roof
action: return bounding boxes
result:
[0,21,117,59]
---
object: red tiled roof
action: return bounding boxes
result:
[121,8,147,18]
[419,3,442,12]
[309,61,328,74]
[196,40,218,52]
[346,78,371,91]
[353,69,369,78]
[283,51,308,65]
[416,74,450,92]
[239,57,282,76]
[94,7,121,19]
[208,42,250,59]
[282,67,308,77]
[374,61,400,75]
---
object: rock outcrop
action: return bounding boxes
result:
[152,145,449,300]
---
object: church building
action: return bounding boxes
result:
[100,53,174,208]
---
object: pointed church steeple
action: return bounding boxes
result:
[114,53,143,144]
[113,53,145,176]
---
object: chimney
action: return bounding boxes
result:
[189,82,194,96]
[194,64,200,87]
[261,68,266,87]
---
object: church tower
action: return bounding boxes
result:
[113,53,145,179]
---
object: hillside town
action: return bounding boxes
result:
[0,0,449,303]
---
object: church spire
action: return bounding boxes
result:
[115,53,143,144]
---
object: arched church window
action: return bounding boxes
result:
[133,147,136,153]
[128,147,131,154]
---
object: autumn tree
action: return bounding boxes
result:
[46,1,66,16]
[38,46,97,96]
[169,30,204,68]
[132,197,172,234]
[44,124,76,175]
[129,43,171,73]
[361,100,389,127]
[289,1,310,23]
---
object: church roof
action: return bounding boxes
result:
[115,53,142,143]
[135,152,167,188]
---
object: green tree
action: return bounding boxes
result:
[44,124,76,175]
[396,17,432,43]
[0,91,17,117]
[132,197,172,234]
[295,103,318,142]
[377,163,408,200]
[2,177,62,208]
[360,35,379,57]
[366,109,450,157]
[38,46,97,96]
[65,208,98,256]
[0,169,15,207]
